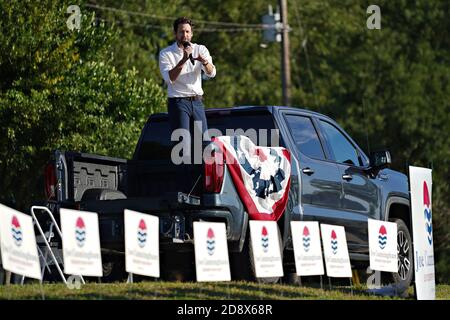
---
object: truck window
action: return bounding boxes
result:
[207,113,278,147]
[135,120,172,161]
[319,120,360,166]
[284,115,325,160]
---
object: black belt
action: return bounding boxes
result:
[169,95,203,101]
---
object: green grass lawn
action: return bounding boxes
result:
[0,281,448,300]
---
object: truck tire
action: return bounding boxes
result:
[101,256,127,283]
[161,252,195,282]
[391,218,414,291]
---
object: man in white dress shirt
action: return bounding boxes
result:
[159,17,216,163]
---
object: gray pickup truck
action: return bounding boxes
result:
[36,106,413,287]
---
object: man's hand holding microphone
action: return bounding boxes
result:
[183,41,195,65]
[169,41,214,82]
[182,41,195,65]
[183,42,211,66]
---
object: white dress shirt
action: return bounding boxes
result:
[159,42,216,98]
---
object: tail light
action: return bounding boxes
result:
[44,162,57,200]
[204,146,224,193]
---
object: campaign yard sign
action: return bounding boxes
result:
[368,219,397,272]
[320,224,352,278]
[193,222,231,282]
[124,209,160,278]
[291,221,324,276]
[409,166,435,300]
[60,208,102,277]
[0,203,41,280]
[249,220,283,278]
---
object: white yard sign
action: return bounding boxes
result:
[320,224,352,278]
[193,222,231,282]
[125,209,160,278]
[249,220,283,278]
[291,221,324,276]
[409,166,435,300]
[60,208,102,277]
[0,203,41,280]
[368,219,397,272]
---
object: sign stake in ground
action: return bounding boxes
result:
[127,272,134,284]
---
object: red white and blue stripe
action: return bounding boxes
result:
[211,136,291,222]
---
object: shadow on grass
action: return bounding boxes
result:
[123,281,321,300]
[0,281,418,300]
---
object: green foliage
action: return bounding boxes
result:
[0,0,165,207]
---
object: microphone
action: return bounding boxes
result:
[182,41,195,65]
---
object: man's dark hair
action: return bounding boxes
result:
[173,17,193,33]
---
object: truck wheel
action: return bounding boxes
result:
[161,252,195,282]
[101,256,126,283]
[391,219,413,291]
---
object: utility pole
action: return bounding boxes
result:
[262,2,292,106]
[279,0,291,106]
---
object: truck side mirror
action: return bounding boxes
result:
[369,150,391,169]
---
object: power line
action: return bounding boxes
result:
[93,17,269,33]
[93,17,168,31]
[86,3,268,29]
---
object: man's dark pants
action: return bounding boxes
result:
[168,97,209,194]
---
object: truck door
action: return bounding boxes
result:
[282,113,344,224]
[318,119,380,252]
